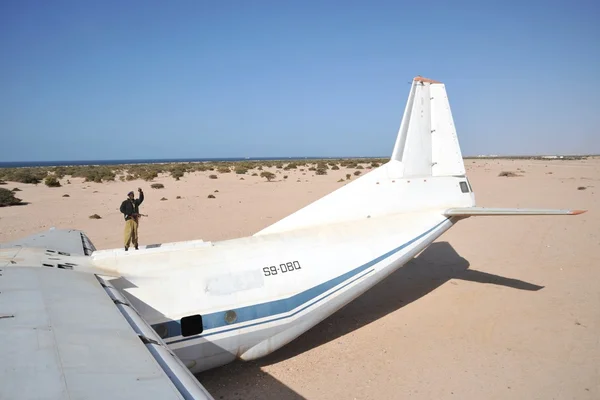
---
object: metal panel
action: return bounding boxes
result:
[0,267,212,400]
[0,228,96,256]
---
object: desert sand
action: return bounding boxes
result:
[1,158,598,399]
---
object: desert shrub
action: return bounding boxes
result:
[12,187,21,192]
[0,188,23,207]
[257,166,263,171]
[354,170,362,176]
[237,162,255,171]
[338,178,344,182]
[63,194,70,197]
[235,167,248,175]
[77,166,116,183]
[89,214,101,219]
[176,196,182,199]
[139,170,158,181]
[44,176,61,187]
[498,171,520,177]
[0,180,6,185]
[217,166,231,174]
[208,194,215,199]
[577,186,587,190]
[315,168,327,175]
[209,174,218,179]
[346,174,352,180]
[356,165,364,169]
[283,175,288,179]
[260,171,276,182]
[170,165,187,180]
[51,167,67,179]
[371,162,380,168]
[251,173,258,176]
[160,197,167,201]
[331,165,340,170]
[308,167,316,171]
[151,183,164,189]
[6,169,45,184]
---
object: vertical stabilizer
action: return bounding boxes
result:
[255,76,473,236]
[391,76,465,177]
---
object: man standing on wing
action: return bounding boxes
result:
[120,187,144,251]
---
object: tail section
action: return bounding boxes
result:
[255,76,475,236]
[254,75,585,236]
[391,76,465,178]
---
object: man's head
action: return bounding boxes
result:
[128,191,134,199]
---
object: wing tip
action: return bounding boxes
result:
[569,209,587,215]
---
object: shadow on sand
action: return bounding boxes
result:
[198,241,543,399]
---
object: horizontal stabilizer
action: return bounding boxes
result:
[444,207,586,217]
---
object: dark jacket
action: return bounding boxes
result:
[120,191,144,220]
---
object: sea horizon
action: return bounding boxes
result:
[0,153,597,169]
[0,156,387,169]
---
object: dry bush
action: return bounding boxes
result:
[0,188,23,207]
[498,171,521,177]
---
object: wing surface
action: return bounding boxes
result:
[0,266,213,400]
[0,228,96,256]
[443,207,586,217]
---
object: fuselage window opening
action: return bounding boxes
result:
[459,181,470,193]
[181,314,204,337]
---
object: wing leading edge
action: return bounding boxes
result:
[444,207,586,217]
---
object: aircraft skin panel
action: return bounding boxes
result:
[390,77,415,163]
[253,171,474,236]
[430,83,466,177]
[401,81,432,177]
[99,211,455,373]
[0,228,96,256]
[0,266,213,400]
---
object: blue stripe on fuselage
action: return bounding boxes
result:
[153,218,449,344]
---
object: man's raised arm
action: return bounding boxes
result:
[136,188,144,205]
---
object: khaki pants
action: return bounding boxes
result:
[124,218,138,249]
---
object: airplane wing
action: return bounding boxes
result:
[0,230,214,400]
[444,207,586,217]
[0,228,97,256]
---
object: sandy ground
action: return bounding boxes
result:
[1,158,599,399]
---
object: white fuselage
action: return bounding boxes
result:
[92,174,473,373]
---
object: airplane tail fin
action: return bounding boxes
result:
[391,76,466,178]
[255,76,585,236]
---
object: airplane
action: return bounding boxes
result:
[0,76,585,400]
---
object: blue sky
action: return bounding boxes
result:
[1,0,599,161]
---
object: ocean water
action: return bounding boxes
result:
[0,156,380,169]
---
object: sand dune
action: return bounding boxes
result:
[1,158,598,399]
